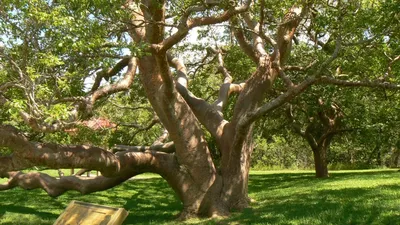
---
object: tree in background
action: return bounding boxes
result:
[288,97,350,177]
[1,0,400,219]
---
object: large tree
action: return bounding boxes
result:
[1,0,399,219]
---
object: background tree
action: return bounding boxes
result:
[287,97,348,178]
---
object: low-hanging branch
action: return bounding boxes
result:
[0,125,175,178]
[0,145,179,197]
[0,170,137,197]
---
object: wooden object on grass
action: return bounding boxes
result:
[54,200,129,225]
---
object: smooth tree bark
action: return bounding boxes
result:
[1,0,400,220]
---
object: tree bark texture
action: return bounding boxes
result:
[312,139,330,178]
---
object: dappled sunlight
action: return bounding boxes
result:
[220,170,400,225]
[0,175,181,225]
[0,170,399,224]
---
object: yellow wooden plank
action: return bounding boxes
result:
[53,201,129,225]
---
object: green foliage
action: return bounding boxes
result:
[224,45,256,81]
[252,135,313,170]
[0,0,163,147]
[189,64,221,103]
[0,147,12,156]
[97,91,161,147]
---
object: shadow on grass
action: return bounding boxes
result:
[328,170,400,179]
[122,178,181,224]
[0,177,181,225]
[209,170,400,225]
[0,205,56,220]
[0,170,399,225]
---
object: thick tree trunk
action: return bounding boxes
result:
[136,55,224,218]
[313,147,329,178]
[302,132,329,178]
[312,137,332,178]
[219,124,254,210]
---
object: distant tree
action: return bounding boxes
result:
[287,97,351,177]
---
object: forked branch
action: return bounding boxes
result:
[91,57,138,104]
[210,47,245,113]
[156,0,252,52]
[167,54,227,139]
[90,57,132,92]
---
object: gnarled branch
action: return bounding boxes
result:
[0,148,177,197]
[155,0,252,52]
[91,57,138,104]
[90,57,132,92]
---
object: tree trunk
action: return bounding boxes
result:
[219,124,254,211]
[312,138,331,178]
[136,55,226,218]
[392,148,400,168]
[377,149,382,166]
[313,147,329,178]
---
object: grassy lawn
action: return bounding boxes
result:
[0,169,399,224]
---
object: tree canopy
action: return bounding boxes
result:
[1,0,400,219]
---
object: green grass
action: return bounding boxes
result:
[0,169,399,224]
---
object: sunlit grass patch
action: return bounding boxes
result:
[0,169,399,224]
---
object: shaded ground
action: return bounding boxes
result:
[0,170,399,224]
